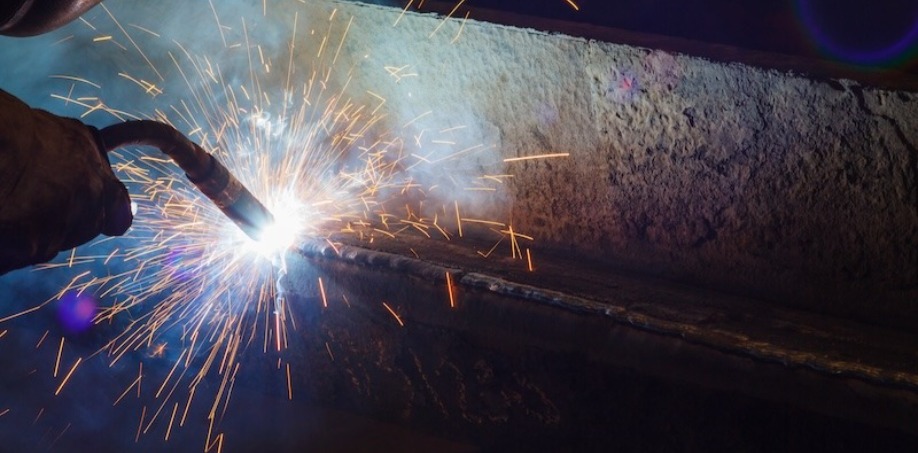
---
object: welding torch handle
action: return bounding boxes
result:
[98,120,274,240]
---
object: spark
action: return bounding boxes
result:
[165,402,179,441]
[205,433,224,453]
[148,343,167,358]
[373,228,396,238]
[274,305,283,353]
[324,238,341,255]
[100,3,163,81]
[446,272,456,308]
[54,357,82,396]
[394,0,415,27]
[382,302,405,327]
[78,17,96,31]
[477,237,504,258]
[35,330,49,348]
[49,75,101,88]
[502,225,533,259]
[429,0,466,39]
[455,201,463,237]
[318,277,328,308]
[54,337,64,378]
[451,11,471,44]
[286,363,293,400]
[461,218,505,227]
[402,110,432,128]
[1,1,543,448]
[49,423,72,449]
[366,90,387,115]
[385,65,418,83]
[136,406,146,443]
[114,374,143,406]
[118,73,163,96]
[503,152,571,162]
[155,350,186,398]
[128,24,161,38]
[53,34,75,45]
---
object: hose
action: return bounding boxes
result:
[99,120,275,240]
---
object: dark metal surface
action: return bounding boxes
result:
[0,0,101,36]
[274,236,918,450]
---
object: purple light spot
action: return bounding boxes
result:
[606,68,641,104]
[56,292,97,334]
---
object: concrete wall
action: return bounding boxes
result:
[333,1,918,326]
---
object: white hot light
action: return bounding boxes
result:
[245,198,305,257]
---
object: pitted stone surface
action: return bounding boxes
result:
[328,2,918,326]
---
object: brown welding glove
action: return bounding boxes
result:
[0,89,132,274]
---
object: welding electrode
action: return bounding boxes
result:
[99,120,275,240]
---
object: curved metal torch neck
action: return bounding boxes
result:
[99,120,276,241]
[99,120,214,181]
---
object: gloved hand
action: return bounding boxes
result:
[0,89,133,274]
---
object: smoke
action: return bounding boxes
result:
[1,0,508,448]
[0,0,234,328]
[0,0,508,311]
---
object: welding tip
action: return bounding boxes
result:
[99,120,275,240]
[188,156,275,240]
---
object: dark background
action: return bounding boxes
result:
[359,0,918,76]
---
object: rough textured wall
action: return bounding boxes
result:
[578,48,918,325]
[334,2,917,326]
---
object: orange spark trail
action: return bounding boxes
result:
[503,152,570,162]
[382,302,405,327]
[55,358,82,396]
[446,272,456,308]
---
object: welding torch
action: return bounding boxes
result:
[2,3,274,242]
[99,120,275,240]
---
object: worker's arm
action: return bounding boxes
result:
[0,89,132,275]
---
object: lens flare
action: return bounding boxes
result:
[55,292,97,334]
[795,0,918,66]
